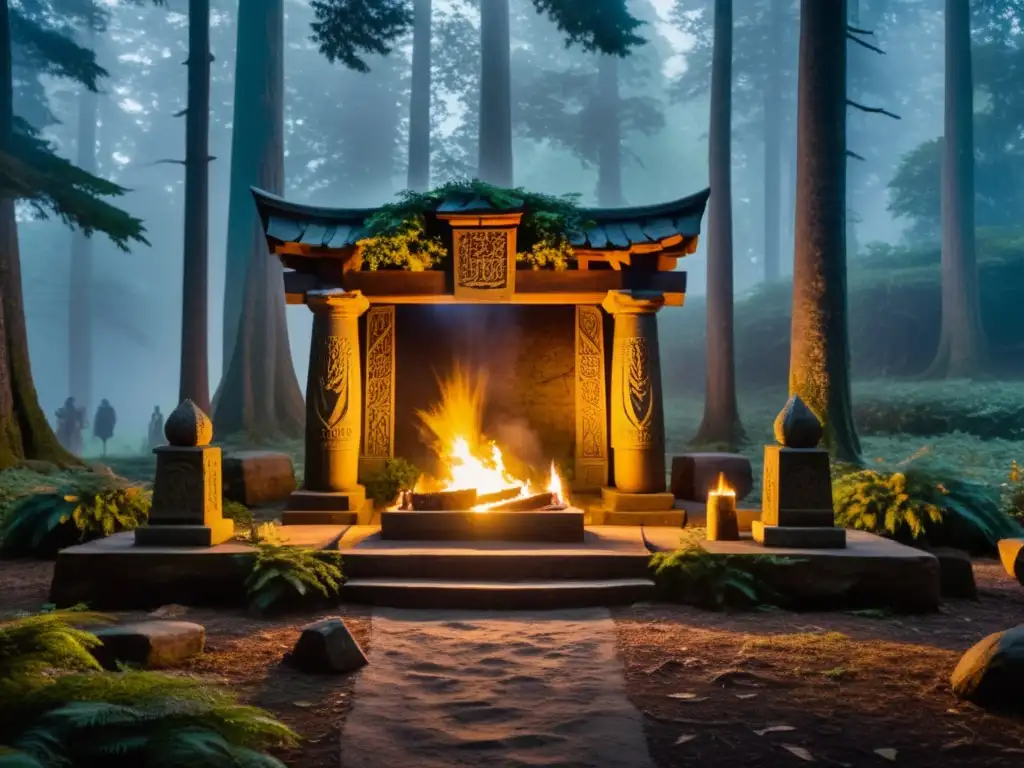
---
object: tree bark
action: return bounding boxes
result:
[789,0,861,462]
[596,54,623,208]
[696,0,742,447]
[179,0,211,413]
[407,0,432,191]
[762,0,783,282]
[925,0,986,377]
[0,0,77,468]
[477,0,512,187]
[68,35,98,414]
[214,0,304,439]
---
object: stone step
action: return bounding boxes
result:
[341,548,651,582]
[342,578,656,610]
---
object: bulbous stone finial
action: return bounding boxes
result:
[164,399,213,447]
[773,395,823,448]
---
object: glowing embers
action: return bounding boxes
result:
[396,366,567,512]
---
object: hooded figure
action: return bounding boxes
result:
[93,399,117,457]
[56,397,85,455]
[148,406,164,449]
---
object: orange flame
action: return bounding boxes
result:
[710,472,735,497]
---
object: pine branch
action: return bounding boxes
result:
[846,99,902,120]
[846,150,866,161]
[846,32,886,55]
[847,25,874,36]
[172,108,187,117]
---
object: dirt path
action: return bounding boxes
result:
[339,608,654,768]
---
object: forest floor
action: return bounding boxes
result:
[1,559,1023,767]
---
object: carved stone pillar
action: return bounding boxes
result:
[286,290,370,520]
[360,305,396,477]
[573,305,608,491]
[601,290,668,495]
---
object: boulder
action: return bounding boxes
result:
[951,625,1024,711]
[670,453,753,502]
[998,538,1024,586]
[287,617,368,674]
[931,547,977,599]
[91,620,205,670]
[222,451,296,506]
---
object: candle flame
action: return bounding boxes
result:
[711,472,735,497]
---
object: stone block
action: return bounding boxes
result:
[670,453,753,502]
[931,547,977,599]
[998,538,1024,585]
[601,487,675,512]
[601,509,686,527]
[286,486,367,512]
[149,445,223,527]
[222,451,296,506]
[135,520,234,547]
[287,617,368,674]
[752,521,847,549]
[951,625,1024,711]
[282,499,373,527]
[91,620,205,669]
[761,446,835,527]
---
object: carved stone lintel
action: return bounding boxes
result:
[602,290,667,494]
[304,291,369,493]
[362,305,396,462]
[452,227,517,300]
[574,305,608,491]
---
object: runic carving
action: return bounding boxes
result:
[363,306,396,459]
[575,306,608,489]
[317,336,354,445]
[153,458,201,521]
[204,449,222,518]
[455,230,509,289]
[621,337,654,448]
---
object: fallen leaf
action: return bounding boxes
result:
[874,748,897,761]
[781,744,814,761]
[668,693,708,701]
[674,734,697,746]
[755,725,796,736]
[735,693,759,699]
[293,701,314,709]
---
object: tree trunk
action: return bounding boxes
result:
[407,0,432,191]
[696,0,743,447]
[68,42,98,415]
[925,0,986,377]
[214,0,304,439]
[789,0,861,462]
[762,0,783,282]
[179,0,211,413]
[596,54,623,207]
[477,0,512,187]
[0,0,77,468]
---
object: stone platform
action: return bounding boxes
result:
[644,528,941,612]
[49,526,346,610]
[380,508,585,543]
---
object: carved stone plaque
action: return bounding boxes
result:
[316,335,356,446]
[362,305,396,460]
[453,228,516,300]
[574,306,608,490]
[617,336,656,450]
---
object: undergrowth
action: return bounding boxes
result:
[242,542,344,615]
[0,611,296,766]
[360,458,420,507]
[649,544,801,610]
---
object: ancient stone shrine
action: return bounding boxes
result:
[252,184,710,530]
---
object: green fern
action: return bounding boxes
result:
[0,611,109,699]
[649,545,799,610]
[0,474,150,558]
[1003,460,1024,521]
[242,543,344,615]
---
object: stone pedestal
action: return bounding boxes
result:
[602,290,667,495]
[135,444,233,547]
[288,290,370,522]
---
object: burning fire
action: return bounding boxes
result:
[710,472,735,497]
[410,366,566,511]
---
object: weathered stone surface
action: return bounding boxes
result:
[287,617,368,674]
[670,453,753,502]
[164,399,213,447]
[752,521,846,549]
[951,625,1024,711]
[222,451,296,506]
[601,487,675,512]
[761,446,835,527]
[773,395,823,449]
[91,620,205,669]
[931,547,977,599]
[998,538,1024,585]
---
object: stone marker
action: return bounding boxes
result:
[951,625,1024,711]
[222,451,297,506]
[998,538,1024,586]
[753,395,846,549]
[91,620,205,670]
[287,617,368,674]
[670,453,753,502]
[930,547,977,599]
[135,399,234,548]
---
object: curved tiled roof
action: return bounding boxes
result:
[573,188,710,251]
